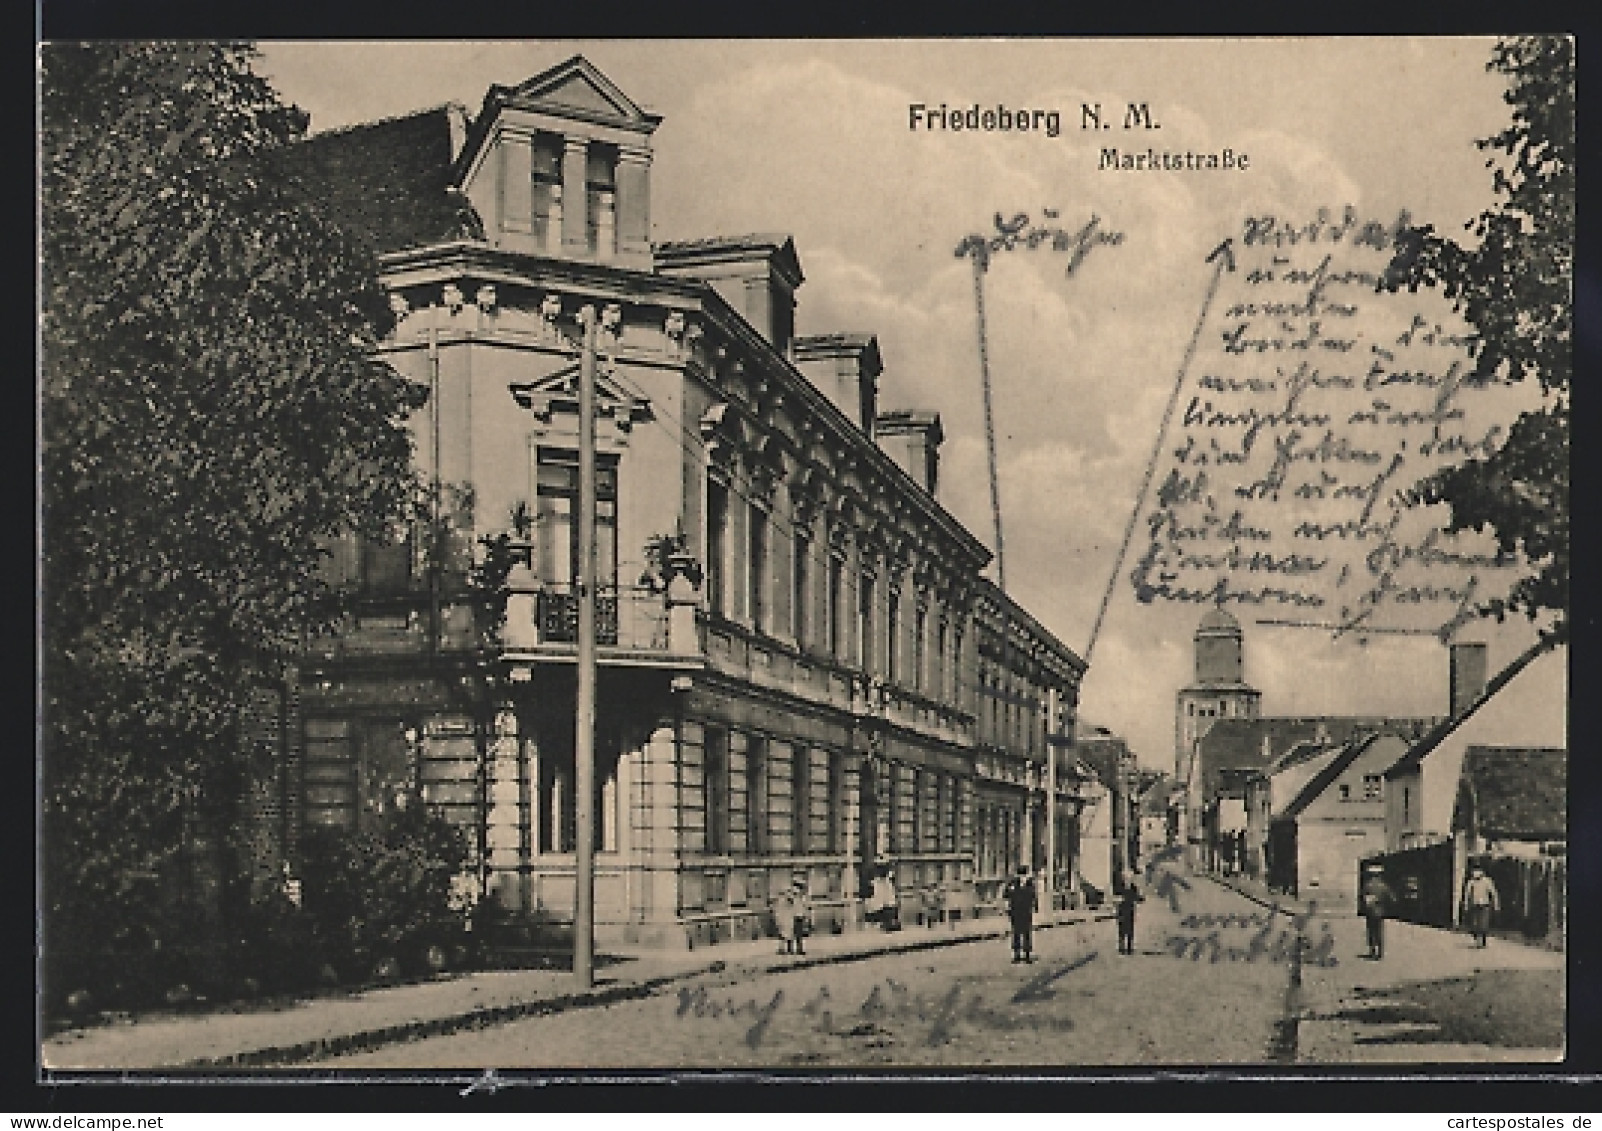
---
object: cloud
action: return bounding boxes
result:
[650,53,1470,766]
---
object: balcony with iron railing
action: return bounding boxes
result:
[502,579,705,665]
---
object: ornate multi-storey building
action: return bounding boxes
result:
[275,56,1086,948]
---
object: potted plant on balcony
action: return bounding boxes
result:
[639,528,702,595]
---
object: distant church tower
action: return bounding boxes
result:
[1175,608,1261,781]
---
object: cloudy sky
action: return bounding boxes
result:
[256,39,1562,770]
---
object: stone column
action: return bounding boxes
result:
[742,277,774,345]
[500,132,533,243]
[842,757,862,926]
[562,137,589,252]
[615,146,652,260]
[730,484,750,625]
[523,730,540,911]
[504,560,539,650]
[484,704,524,909]
[666,554,701,654]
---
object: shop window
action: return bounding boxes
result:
[748,736,769,854]
[705,728,730,855]
[792,743,811,855]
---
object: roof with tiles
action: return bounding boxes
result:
[1453,745,1566,841]
[1277,734,1384,821]
[1197,715,1435,799]
[276,105,485,257]
[1073,726,1134,793]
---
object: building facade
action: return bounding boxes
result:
[1175,608,1437,873]
[273,56,1086,949]
[1260,733,1408,910]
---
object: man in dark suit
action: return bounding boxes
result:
[1360,863,1394,959]
[1003,865,1038,964]
[1117,873,1143,955]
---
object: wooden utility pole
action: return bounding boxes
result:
[969,255,1006,592]
[427,317,442,660]
[574,305,599,988]
[1045,687,1059,909]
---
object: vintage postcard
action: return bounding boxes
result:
[39,37,1570,1076]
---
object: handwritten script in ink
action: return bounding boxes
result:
[1140,845,1337,966]
[955,209,1125,276]
[674,954,1096,1049]
[1132,207,1530,638]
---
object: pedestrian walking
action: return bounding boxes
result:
[1003,865,1038,963]
[788,878,813,956]
[1460,866,1500,948]
[1359,863,1393,959]
[1116,874,1143,955]
[870,867,900,931]
[773,884,799,955]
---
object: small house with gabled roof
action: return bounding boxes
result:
[1263,732,1412,909]
[1383,638,1567,852]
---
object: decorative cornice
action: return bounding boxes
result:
[698,402,743,469]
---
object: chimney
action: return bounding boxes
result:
[655,234,803,352]
[874,410,943,496]
[444,102,470,162]
[793,333,882,434]
[1450,641,1489,718]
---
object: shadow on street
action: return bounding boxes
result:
[1319,968,1562,1049]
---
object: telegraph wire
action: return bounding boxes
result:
[1082,237,1237,669]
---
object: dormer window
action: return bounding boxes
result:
[458,57,659,263]
[586,143,617,257]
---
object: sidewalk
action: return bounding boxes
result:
[42,907,1102,1071]
[1293,912,1565,1063]
[1207,872,1565,1062]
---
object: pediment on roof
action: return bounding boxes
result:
[506,56,656,127]
[508,361,653,432]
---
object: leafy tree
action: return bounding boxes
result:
[1385,35,1573,640]
[298,805,472,983]
[40,43,426,1007]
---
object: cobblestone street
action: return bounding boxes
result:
[44,871,1563,1073]
[318,875,1299,1069]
